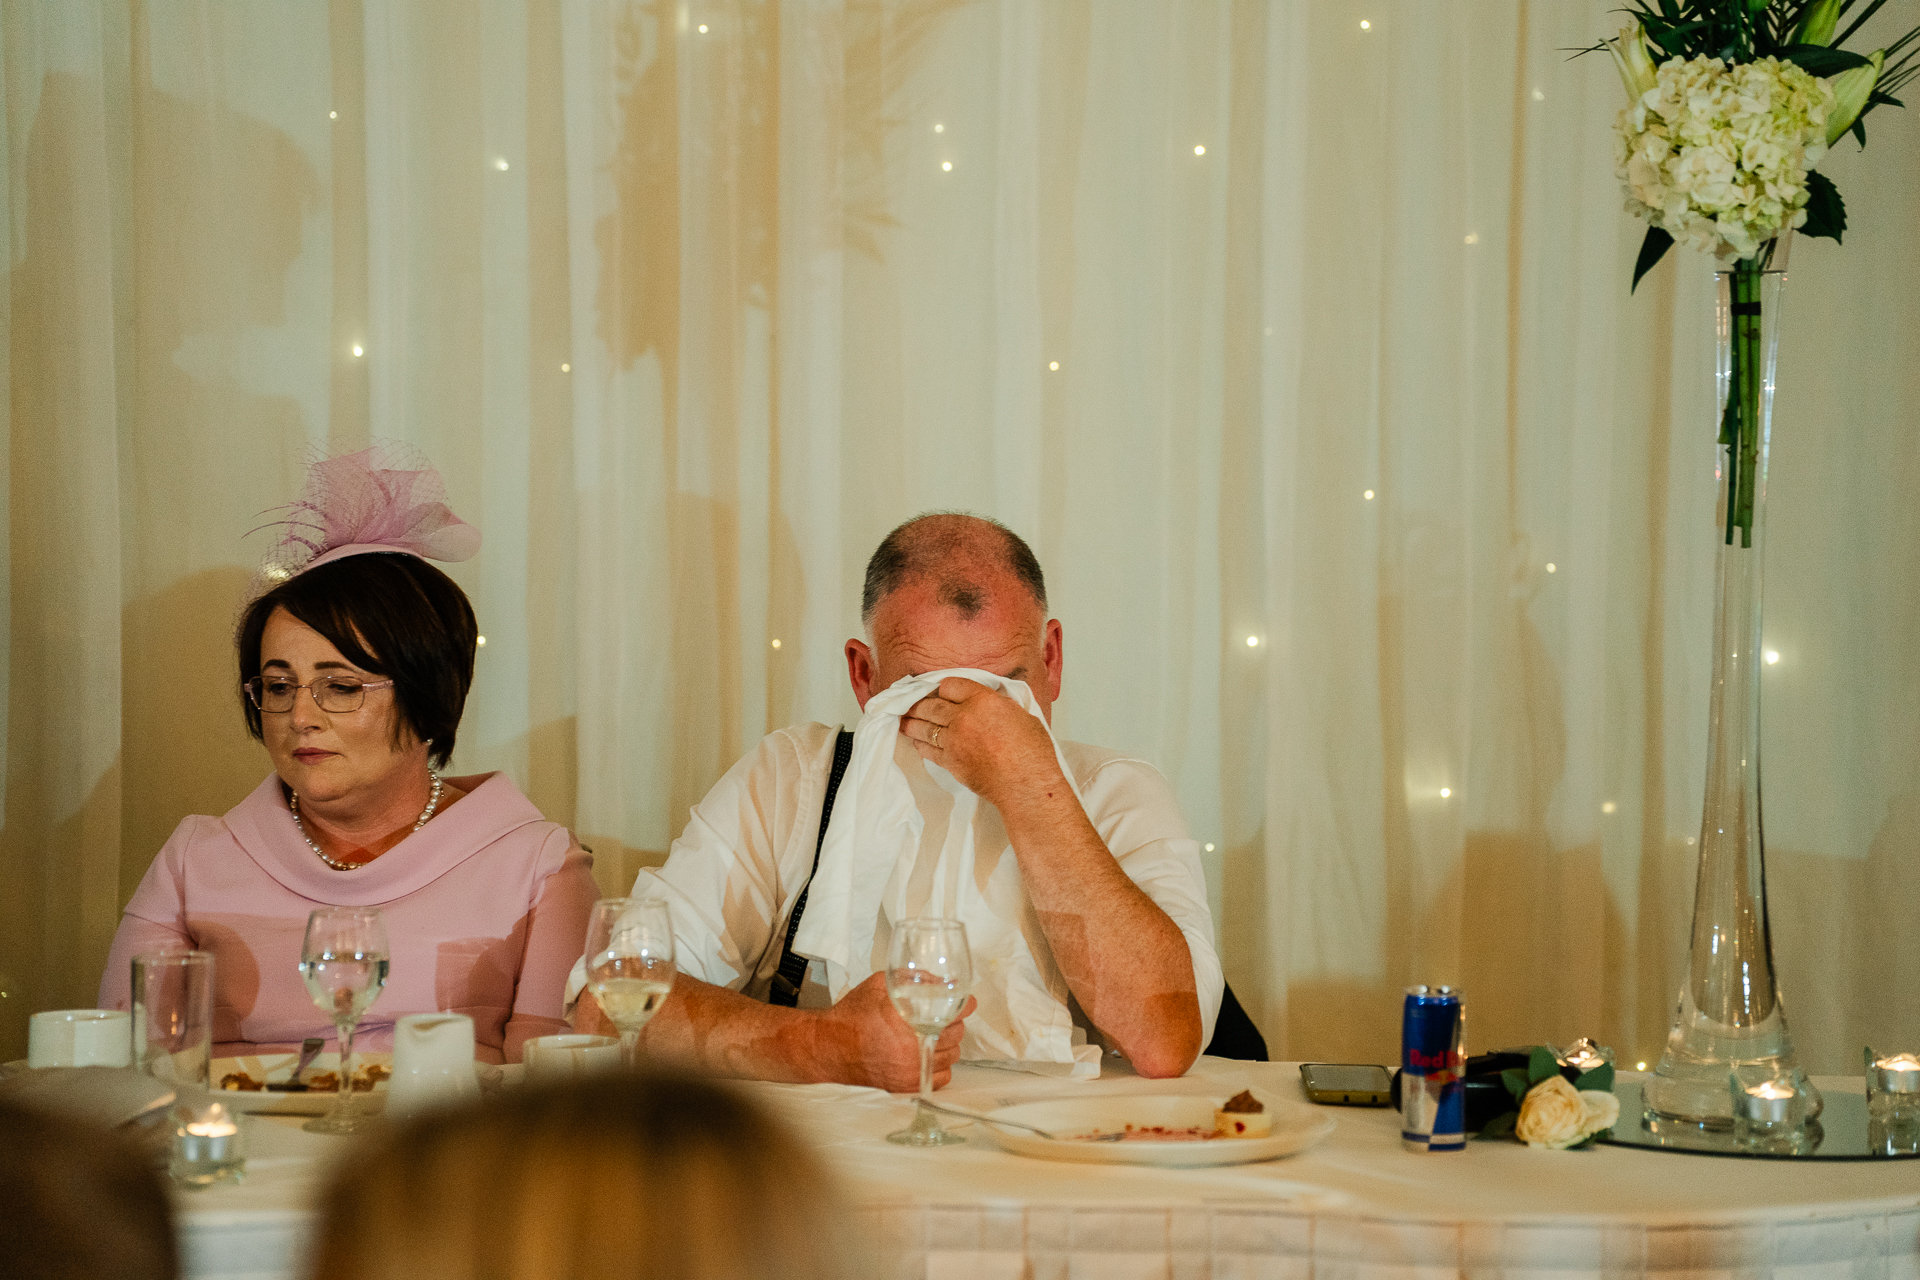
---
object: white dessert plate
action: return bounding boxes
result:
[211,1052,393,1115]
[981,1089,1333,1167]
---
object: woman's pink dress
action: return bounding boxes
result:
[97,771,598,1064]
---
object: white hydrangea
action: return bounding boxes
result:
[1615,55,1834,261]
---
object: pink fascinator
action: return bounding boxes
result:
[249,442,480,596]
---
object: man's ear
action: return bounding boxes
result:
[846,638,877,710]
[1043,618,1063,704]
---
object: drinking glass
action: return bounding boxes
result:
[132,951,214,1085]
[298,906,390,1135]
[884,918,973,1147]
[583,898,676,1069]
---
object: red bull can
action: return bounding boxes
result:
[1401,984,1465,1151]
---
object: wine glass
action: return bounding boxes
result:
[298,906,390,1135]
[884,917,973,1147]
[584,898,676,1069]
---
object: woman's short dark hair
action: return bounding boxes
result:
[237,553,478,769]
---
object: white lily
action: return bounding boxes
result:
[1795,0,1840,47]
[1606,20,1659,104]
[1827,50,1884,146]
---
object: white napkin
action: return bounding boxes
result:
[792,669,1101,1078]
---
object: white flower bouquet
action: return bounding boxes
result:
[1478,1046,1620,1150]
[1617,55,1833,263]
[1593,0,1917,544]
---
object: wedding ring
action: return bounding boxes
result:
[931,726,942,748]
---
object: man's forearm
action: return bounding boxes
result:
[578,968,967,1090]
[584,973,826,1083]
[996,782,1202,1077]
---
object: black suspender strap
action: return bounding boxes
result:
[768,728,855,1007]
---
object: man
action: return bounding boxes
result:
[577,513,1221,1089]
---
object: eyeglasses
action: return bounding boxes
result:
[242,675,395,714]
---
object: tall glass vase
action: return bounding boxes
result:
[1644,232,1817,1131]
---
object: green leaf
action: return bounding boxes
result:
[1632,226,1674,293]
[1851,117,1867,147]
[1478,1110,1518,1139]
[1801,170,1847,244]
[1781,44,1872,74]
[1501,1068,1532,1103]
[1574,1063,1616,1094]
[1528,1046,1560,1086]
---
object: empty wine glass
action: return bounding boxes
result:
[298,906,390,1135]
[584,898,676,1069]
[885,918,973,1147]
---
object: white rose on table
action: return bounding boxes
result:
[1515,1075,1618,1149]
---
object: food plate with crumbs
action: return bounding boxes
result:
[981,1088,1333,1167]
[212,1053,393,1114]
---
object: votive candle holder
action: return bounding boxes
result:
[170,1100,247,1188]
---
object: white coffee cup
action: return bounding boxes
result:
[522,1033,621,1084]
[29,1009,132,1069]
[385,1013,480,1119]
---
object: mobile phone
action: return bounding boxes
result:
[1299,1062,1393,1106]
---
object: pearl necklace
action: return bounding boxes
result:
[290,771,444,871]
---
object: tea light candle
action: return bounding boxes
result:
[1870,1052,1920,1096]
[1557,1038,1614,1073]
[171,1102,246,1188]
[1737,1079,1796,1124]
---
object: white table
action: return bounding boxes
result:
[174,1060,1920,1279]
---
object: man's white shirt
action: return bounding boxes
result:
[609,720,1223,1067]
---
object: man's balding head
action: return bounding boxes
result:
[861,513,1047,625]
[847,513,1063,719]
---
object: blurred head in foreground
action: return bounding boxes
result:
[311,1072,852,1280]
[0,1102,177,1280]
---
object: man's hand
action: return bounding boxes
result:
[812,972,974,1093]
[900,676,1064,808]
[573,990,615,1037]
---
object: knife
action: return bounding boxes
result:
[266,1037,326,1092]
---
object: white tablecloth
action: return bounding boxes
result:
[173,1060,1920,1279]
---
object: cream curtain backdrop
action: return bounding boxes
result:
[2,0,1916,1071]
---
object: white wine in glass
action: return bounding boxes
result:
[584,897,676,1068]
[885,918,973,1147]
[298,906,390,1135]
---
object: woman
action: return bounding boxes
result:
[0,1102,177,1280]
[309,1071,852,1280]
[98,446,596,1063]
